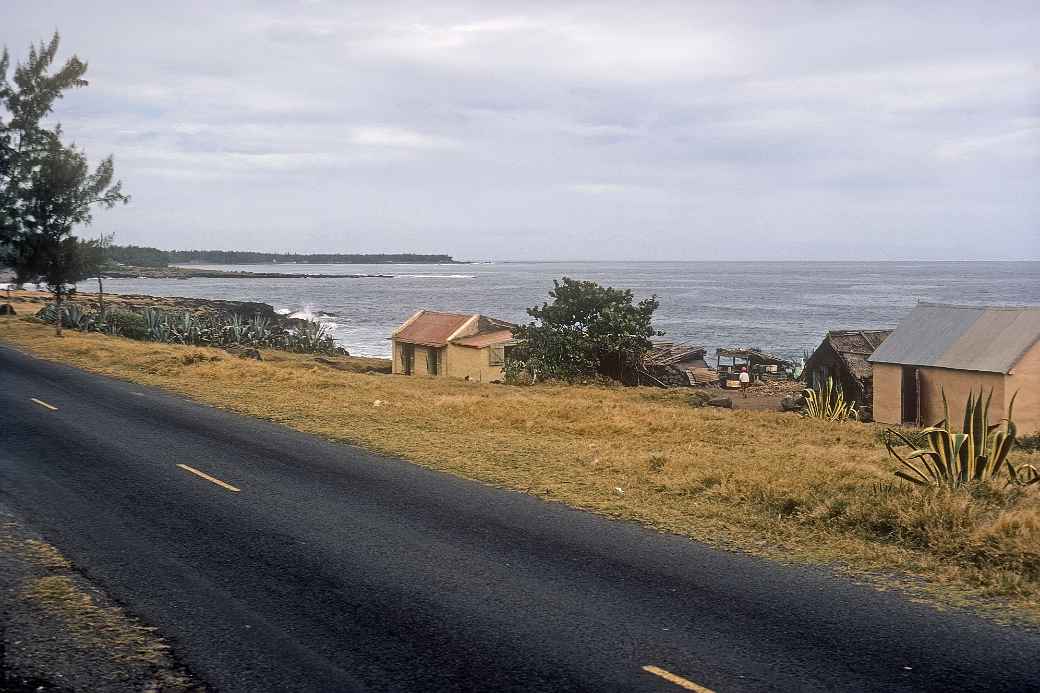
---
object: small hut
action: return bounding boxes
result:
[803,330,892,411]
[715,347,792,379]
[640,342,713,387]
[869,304,1040,432]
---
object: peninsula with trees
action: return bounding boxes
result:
[108,245,463,268]
[96,246,464,278]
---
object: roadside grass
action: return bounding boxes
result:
[3,315,1039,622]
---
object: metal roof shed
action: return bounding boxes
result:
[868,303,1040,432]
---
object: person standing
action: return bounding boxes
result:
[739,366,751,398]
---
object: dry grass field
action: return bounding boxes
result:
[2,312,1039,622]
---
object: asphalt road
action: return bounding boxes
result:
[1,344,1038,693]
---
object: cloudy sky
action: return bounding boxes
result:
[4,1,1038,260]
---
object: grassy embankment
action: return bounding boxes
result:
[2,310,1038,622]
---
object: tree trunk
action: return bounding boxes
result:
[96,273,105,318]
[54,285,64,337]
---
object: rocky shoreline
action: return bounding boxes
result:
[101,266,395,279]
[6,289,311,331]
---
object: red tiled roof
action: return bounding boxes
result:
[452,329,515,348]
[393,311,473,347]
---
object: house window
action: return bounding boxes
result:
[427,347,439,375]
[401,343,414,375]
[488,345,505,366]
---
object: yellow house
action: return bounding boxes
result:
[390,310,517,382]
[869,303,1040,433]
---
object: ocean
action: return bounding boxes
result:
[96,261,1040,360]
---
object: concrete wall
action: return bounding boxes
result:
[391,341,442,377]
[917,366,1005,428]
[872,361,1009,428]
[872,362,903,425]
[445,344,505,382]
[392,341,405,374]
[392,340,505,382]
[1007,340,1040,434]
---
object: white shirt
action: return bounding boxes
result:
[739,372,750,383]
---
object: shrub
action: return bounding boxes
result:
[511,277,662,382]
[105,309,149,340]
[33,302,344,356]
[801,377,857,422]
[885,389,1038,488]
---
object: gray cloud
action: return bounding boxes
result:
[3,0,1038,259]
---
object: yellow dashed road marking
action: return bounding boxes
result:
[177,464,241,493]
[642,665,716,692]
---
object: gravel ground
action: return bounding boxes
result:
[0,504,204,692]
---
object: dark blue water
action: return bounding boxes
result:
[98,261,1040,359]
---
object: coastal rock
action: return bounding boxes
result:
[707,396,733,409]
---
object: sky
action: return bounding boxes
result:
[4,1,1039,261]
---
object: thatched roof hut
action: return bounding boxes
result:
[804,330,892,408]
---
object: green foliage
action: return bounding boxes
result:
[105,309,149,340]
[98,246,458,269]
[1,33,127,334]
[1,33,89,247]
[801,377,858,422]
[0,231,46,286]
[511,277,662,382]
[884,389,1035,488]
[165,250,454,265]
[106,244,169,267]
[78,234,112,275]
[35,303,341,355]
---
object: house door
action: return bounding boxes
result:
[402,343,414,375]
[901,366,919,425]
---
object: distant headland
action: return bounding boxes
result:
[107,245,463,268]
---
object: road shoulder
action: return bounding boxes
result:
[0,504,204,692]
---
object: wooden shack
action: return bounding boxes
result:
[803,330,892,411]
[640,342,714,387]
[715,348,792,379]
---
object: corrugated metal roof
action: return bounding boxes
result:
[868,303,1040,373]
[393,311,474,347]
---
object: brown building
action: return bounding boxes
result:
[803,330,893,411]
[868,304,1040,433]
[390,310,516,382]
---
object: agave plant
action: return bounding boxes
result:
[248,314,272,346]
[142,307,166,341]
[884,389,1036,487]
[224,313,248,345]
[62,303,94,331]
[171,311,202,345]
[284,321,336,354]
[801,377,858,422]
[35,304,58,323]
